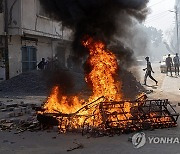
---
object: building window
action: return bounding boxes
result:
[22,46,37,72]
[37,0,49,18]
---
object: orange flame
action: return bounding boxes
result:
[83,37,122,102]
[43,37,123,115]
[39,37,173,131]
[43,86,84,114]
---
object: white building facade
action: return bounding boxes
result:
[0,0,72,80]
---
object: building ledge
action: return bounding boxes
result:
[23,28,62,39]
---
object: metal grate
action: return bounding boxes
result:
[38,99,179,136]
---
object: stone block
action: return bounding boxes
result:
[1,109,7,112]
[13,108,22,117]
[6,112,15,118]
[8,107,14,111]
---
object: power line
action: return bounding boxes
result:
[147,11,170,20]
[145,12,171,22]
[148,0,169,8]
[145,7,175,23]
[145,13,171,23]
[149,10,169,17]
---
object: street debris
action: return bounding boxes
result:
[67,142,84,152]
[0,94,179,139]
[145,90,153,94]
[0,100,41,133]
[37,95,179,136]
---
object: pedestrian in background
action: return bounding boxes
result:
[173,53,180,75]
[143,56,158,86]
[37,58,47,70]
[166,54,173,76]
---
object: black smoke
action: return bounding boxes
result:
[40,0,149,57]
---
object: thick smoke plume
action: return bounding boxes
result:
[40,0,149,57]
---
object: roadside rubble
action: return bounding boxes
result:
[0,69,146,100]
[0,100,41,133]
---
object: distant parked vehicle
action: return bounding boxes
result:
[160,55,175,73]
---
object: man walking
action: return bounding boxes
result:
[143,57,158,86]
[173,53,180,75]
[166,54,173,76]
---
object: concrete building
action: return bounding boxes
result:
[0,0,72,80]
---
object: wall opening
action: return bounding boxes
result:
[22,46,37,72]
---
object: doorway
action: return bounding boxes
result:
[22,46,37,72]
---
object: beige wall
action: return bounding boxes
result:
[8,35,57,78]
[6,0,72,78]
[7,0,22,35]
[7,0,61,38]
[21,0,62,38]
[8,36,22,78]
[7,0,72,40]
[36,37,54,63]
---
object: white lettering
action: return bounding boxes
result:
[147,136,180,145]
[173,138,180,144]
[153,137,160,144]
[159,137,167,144]
[148,137,154,144]
[166,137,173,144]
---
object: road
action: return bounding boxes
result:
[0,62,180,154]
[135,62,180,103]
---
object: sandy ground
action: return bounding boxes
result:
[0,62,180,154]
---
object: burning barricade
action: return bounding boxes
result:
[37,37,179,136]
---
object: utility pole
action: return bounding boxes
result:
[4,0,9,80]
[175,5,179,54]
[169,6,179,54]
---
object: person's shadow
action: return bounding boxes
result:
[167,75,179,78]
[170,76,178,78]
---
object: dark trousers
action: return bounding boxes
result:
[174,64,179,75]
[144,71,157,84]
[166,65,172,76]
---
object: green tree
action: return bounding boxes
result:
[144,26,163,47]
